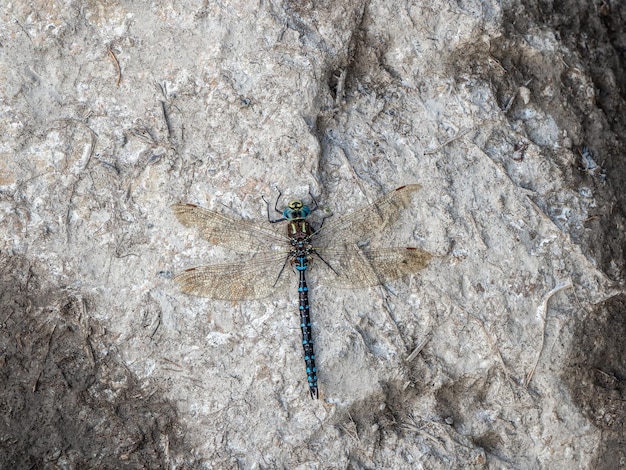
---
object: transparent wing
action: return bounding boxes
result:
[172,203,288,252]
[312,184,422,248]
[173,252,292,300]
[313,247,433,289]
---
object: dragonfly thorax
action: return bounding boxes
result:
[283,200,311,220]
[287,219,314,243]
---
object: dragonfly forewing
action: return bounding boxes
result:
[313,184,422,248]
[172,202,288,253]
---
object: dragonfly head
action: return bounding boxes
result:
[283,200,311,220]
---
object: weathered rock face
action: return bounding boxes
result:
[1,0,624,468]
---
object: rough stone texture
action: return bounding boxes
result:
[1,0,625,468]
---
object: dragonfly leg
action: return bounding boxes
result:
[313,250,340,276]
[308,191,321,212]
[308,191,334,230]
[316,210,333,230]
[273,191,283,213]
[273,255,291,287]
[262,193,286,223]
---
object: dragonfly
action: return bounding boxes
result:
[172,184,433,399]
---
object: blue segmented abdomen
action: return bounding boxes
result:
[297,257,318,399]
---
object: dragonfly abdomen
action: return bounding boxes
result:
[296,255,318,399]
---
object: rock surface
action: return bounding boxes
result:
[1,0,625,468]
